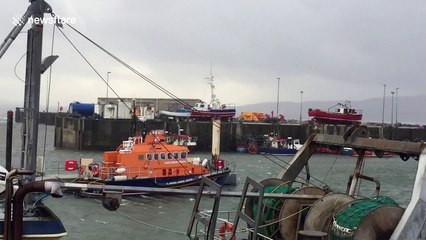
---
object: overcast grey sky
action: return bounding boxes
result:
[0,1,425,112]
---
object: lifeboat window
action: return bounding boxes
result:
[180,152,187,159]
[173,152,179,159]
[162,169,166,176]
[138,155,144,160]
[146,153,152,161]
[154,153,159,160]
[160,153,166,160]
[167,152,173,159]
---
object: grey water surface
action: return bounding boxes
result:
[0,121,418,239]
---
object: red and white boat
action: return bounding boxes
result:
[308,101,362,125]
[190,101,236,119]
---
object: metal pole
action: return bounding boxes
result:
[391,91,395,126]
[0,7,34,60]
[299,90,303,123]
[22,8,45,184]
[396,87,399,124]
[106,71,111,100]
[276,77,280,119]
[381,84,386,137]
[6,111,13,171]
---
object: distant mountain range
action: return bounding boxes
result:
[237,94,426,125]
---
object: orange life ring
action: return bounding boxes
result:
[91,164,100,177]
[218,222,235,240]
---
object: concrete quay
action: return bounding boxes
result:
[53,116,426,151]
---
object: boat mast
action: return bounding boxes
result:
[207,64,219,108]
[21,0,53,184]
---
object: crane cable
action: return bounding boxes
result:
[54,24,132,112]
[60,21,194,110]
[55,24,203,181]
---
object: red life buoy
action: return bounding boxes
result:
[218,222,235,240]
[78,165,85,176]
[91,164,100,177]
[247,143,258,154]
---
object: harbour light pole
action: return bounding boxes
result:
[381,84,386,137]
[106,71,111,100]
[299,90,303,123]
[276,77,280,119]
[396,87,399,124]
[391,91,395,126]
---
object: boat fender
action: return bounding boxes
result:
[412,154,420,161]
[399,153,410,161]
[0,165,8,194]
[115,167,126,174]
[113,175,128,181]
[201,159,209,167]
[193,157,201,165]
[218,222,235,240]
[91,164,100,177]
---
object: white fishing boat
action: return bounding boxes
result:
[159,108,192,119]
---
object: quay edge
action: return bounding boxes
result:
[52,116,426,151]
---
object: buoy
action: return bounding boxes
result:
[399,153,410,161]
[91,164,100,177]
[115,167,126,174]
[218,222,235,240]
[78,165,85,176]
[248,143,258,154]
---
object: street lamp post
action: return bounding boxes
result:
[381,84,386,137]
[106,71,111,100]
[299,90,303,123]
[391,91,395,126]
[381,84,386,126]
[395,88,399,124]
[276,77,280,119]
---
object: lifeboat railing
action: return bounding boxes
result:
[100,161,221,180]
[48,157,231,181]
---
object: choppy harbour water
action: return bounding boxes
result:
[0,121,419,239]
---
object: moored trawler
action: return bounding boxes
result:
[308,101,362,125]
[76,130,231,188]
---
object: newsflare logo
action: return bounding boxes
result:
[12,15,25,26]
[12,14,76,26]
